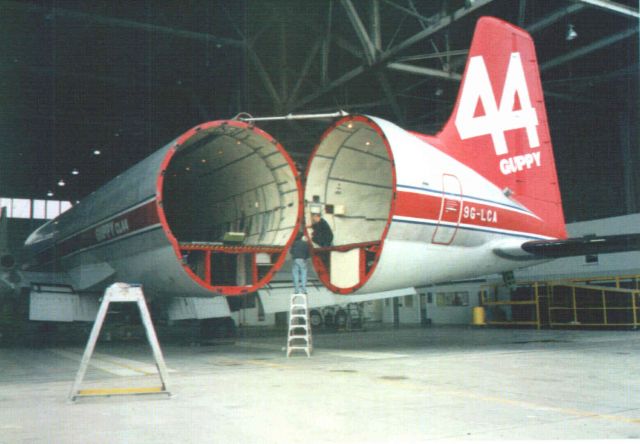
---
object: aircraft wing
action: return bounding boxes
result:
[495,234,640,260]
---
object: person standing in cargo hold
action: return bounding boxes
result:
[311,213,333,247]
[291,232,310,294]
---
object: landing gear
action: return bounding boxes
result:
[199,317,237,340]
[309,309,323,328]
[322,306,335,330]
[334,309,348,329]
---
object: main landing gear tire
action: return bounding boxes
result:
[334,309,348,330]
[309,310,323,328]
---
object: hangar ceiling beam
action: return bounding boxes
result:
[341,0,377,64]
[321,0,334,86]
[326,32,363,58]
[518,0,527,26]
[387,63,462,81]
[279,20,289,103]
[525,4,587,33]
[366,0,404,122]
[371,0,382,50]
[397,50,468,63]
[381,0,494,63]
[541,27,638,71]
[577,0,640,19]
[376,72,405,124]
[247,48,282,110]
[379,0,433,25]
[290,0,494,110]
[2,1,244,47]
[287,40,323,109]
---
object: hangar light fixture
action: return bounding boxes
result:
[71,168,79,175]
[57,179,66,187]
[46,191,54,197]
[93,149,101,156]
[566,24,578,41]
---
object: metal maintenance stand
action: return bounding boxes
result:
[69,283,171,401]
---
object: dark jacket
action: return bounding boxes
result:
[290,238,310,259]
[312,218,333,247]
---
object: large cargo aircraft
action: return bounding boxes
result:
[2,17,639,327]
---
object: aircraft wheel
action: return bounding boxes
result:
[309,310,323,328]
[334,309,348,329]
[323,313,335,330]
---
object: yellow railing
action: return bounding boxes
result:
[553,274,640,290]
[480,283,541,330]
[479,274,640,330]
[547,282,639,328]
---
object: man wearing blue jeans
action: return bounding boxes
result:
[291,232,310,294]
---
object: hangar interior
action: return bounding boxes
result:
[1,0,638,216]
[0,0,638,321]
[1,0,639,328]
[1,1,640,441]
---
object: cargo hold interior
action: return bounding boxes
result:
[162,122,300,295]
[305,117,394,293]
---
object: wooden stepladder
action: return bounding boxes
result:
[68,283,171,401]
[286,293,313,357]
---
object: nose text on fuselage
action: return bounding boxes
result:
[95,219,130,243]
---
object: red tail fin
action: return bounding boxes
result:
[438,17,566,239]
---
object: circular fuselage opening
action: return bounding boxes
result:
[161,121,301,295]
[305,116,395,293]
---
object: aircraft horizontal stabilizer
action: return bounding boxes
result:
[520,234,640,258]
[495,234,640,261]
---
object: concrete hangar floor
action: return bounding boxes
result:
[1,326,639,442]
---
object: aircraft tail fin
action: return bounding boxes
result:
[438,16,566,239]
